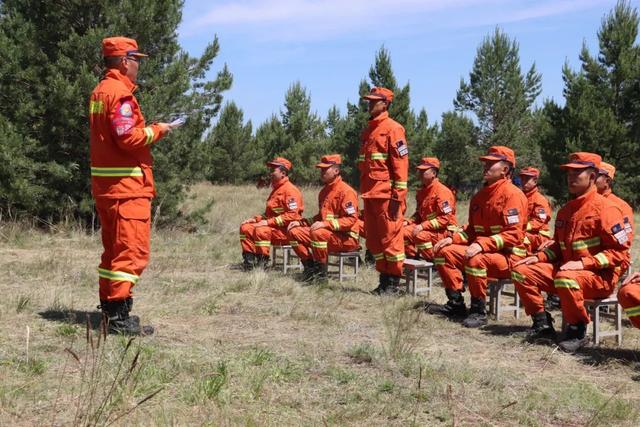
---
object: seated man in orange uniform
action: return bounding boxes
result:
[287,155,360,283]
[239,157,304,270]
[403,157,458,261]
[432,146,527,328]
[518,167,553,255]
[511,153,630,352]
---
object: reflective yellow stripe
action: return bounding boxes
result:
[274,216,284,226]
[511,247,527,257]
[458,231,469,242]
[89,100,104,114]
[491,234,504,250]
[426,212,437,220]
[526,222,533,231]
[464,266,487,277]
[357,155,365,162]
[511,271,526,282]
[474,225,485,232]
[91,166,143,177]
[559,242,566,250]
[239,234,246,241]
[330,219,340,230]
[572,237,601,250]
[429,219,440,229]
[98,268,139,284]
[416,242,433,250]
[272,207,285,213]
[543,248,556,261]
[143,127,154,145]
[311,241,328,249]
[594,252,609,268]
[625,306,640,317]
[386,253,405,262]
[373,252,385,260]
[369,153,388,160]
[489,225,502,233]
[433,257,445,265]
[348,231,359,240]
[392,181,407,189]
[255,241,271,247]
[554,278,580,289]
[540,229,552,238]
[289,240,299,247]
[325,214,336,220]
[523,236,531,245]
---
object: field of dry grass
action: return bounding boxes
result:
[1,182,639,426]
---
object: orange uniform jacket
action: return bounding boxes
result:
[409,179,458,232]
[89,69,167,199]
[451,178,527,255]
[523,187,552,254]
[536,189,629,272]
[254,177,304,227]
[358,111,409,203]
[304,176,359,236]
[601,190,634,241]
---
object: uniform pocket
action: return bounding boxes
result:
[118,198,151,220]
[117,198,151,255]
[369,168,390,181]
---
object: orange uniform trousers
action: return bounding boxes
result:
[239,223,288,256]
[511,263,618,324]
[363,199,405,277]
[435,244,510,300]
[288,227,359,264]
[96,197,151,302]
[617,283,640,328]
[403,225,441,261]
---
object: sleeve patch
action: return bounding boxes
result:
[442,200,452,214]
[396,140,408,157]
[537,208,547,220]
[611,223,628,244]
[624,217,632,233]
[111,101,136,136]
[287,198,298,210]
[345,201,356,215]
[506,208,520,224]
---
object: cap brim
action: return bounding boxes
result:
[315,162,335,168]
[519,172,538,177]
[416,164,438,170]
[479,155,503,162]
[128,52,148,58]
[267,162,286,169]
[560,163,591,170]
[362,95,386,101]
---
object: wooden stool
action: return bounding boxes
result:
[487,279,521,320]
[403,259,434,296]
[328,250,360,282]
[584,295,622,345]
[270,245,302,274]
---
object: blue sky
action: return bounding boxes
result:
[178,0,639,128]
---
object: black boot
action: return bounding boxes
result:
[462,297,488,328]
[256,254,271,270]
[364,250,376,266]
[545,293,561,310]
[242,252,256,271]
[314,262,329,285]
[388,275,402,292]
[559,323,588,353]
[427,289,467,318]
[100,298,154,336]
[301,259,317,282]
[527,310,555,340]
[371,274,390,295]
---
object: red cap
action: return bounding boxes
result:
[316,154,342,168]
[519,167,540,178]
[560,152,601,170]
[266,157,292,171]
[479,146,516,167]
[416,157,440,170]
[102,37,148,58]
[362,87,394,103]
[599,161,616,179]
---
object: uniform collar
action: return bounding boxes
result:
[368,111,389,127]
[569,186,597,207]
[325,175,342,189]
[524,186,539,198]
[271,176,289,190]
[483,177,508,193]
[423,178,439,192]
[600,188,612,198]
[105,69,137,92]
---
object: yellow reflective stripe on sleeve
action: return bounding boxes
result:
[239,233,246,241]
[416,242,433,250]
[426,212,437,220]
[572,237,601,250]
[330,219,340,230]
[311,241,328,249]
[594,252,609,268]
[624,306,640,317]
[98,268,139,284]
[464,266,487,277]
[511,271,526,282]
[458,231,469,242]
[433,257,445,265]
[369,153,388,160]
[89,100,104,114]
[540,229,552,238]
[511,246,527,257]
[272,207,285,213]
[543,248,556,261]
[523,236,531,245]
[429,219,440,229]
[348,231,359,240]
[553,278,580,289]
[491,234,504,250]
[373,252,385,261]
[325,214,336,220]
[474,225,485,233]
[255,241,271,247]
[526,222,533,231]
[489,225,502,233]
[559,242,566,250]
[289,240,299,247]
[385,253,405,262]
[91,166,143,177]
[274,216,284,226]
[143,127,154,145]
[392,181,408,189]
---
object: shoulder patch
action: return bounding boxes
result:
[287,197,298,210]
[345,201,356,215]
[119,102,133,117]
[537,208,547,220]
[441,200,452,214]
[506,208,520,224]
[396,140,408,157]
[611,223,628,245]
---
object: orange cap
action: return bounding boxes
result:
[479,146,516,167]
[560,152,601,170]
[102,37,148,58]
[416,157,440,170]
[362,87,394,103]
[316,154,342,168]
[519,167,540,178]
[599,161,616,180]
[266,157,292,171]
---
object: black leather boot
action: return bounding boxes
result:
[426,289,467,318]
[527,310,555,340]
[314,262,329,285]
[371,273,390,295]
[301,259,317,282]
[559,323,588,352]
[462,297,488,328]
[242,252,256,271]
[100,298,154,336]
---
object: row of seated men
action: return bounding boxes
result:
[237,147,640,353]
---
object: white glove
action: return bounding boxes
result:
[169,117,186,129]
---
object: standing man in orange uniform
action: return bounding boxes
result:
[239,157,304,270]
[432,146,527,328]
[358,87,409,295]
[90,37,179,335]
[287,155,360,283]
[519,167,552,255]
[511,153,629,352]
[403,157,458,261]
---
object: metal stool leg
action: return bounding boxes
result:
[616,302,623,345]
[592,304,600,345]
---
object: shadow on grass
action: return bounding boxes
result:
[574,345,640,371]
[481,323,530,337]
[39,309,103,329]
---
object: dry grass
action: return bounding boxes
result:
[0,182,639,426]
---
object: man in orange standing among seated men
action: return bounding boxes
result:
[239,157,304,270]
[403,157,458,261]
[432,146,528,328]
[511,153,630,352]
[518,167,553,256]
[287,154,360,283]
